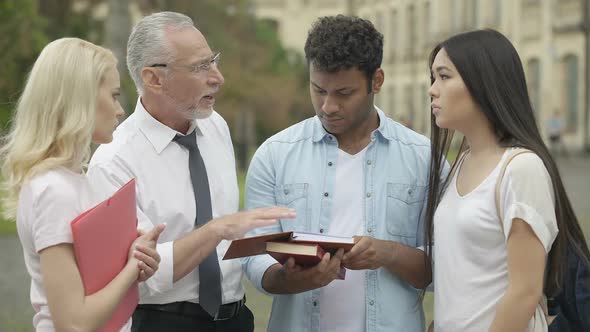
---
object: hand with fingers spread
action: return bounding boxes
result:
[263,248,345,294]
[342,236,392,270]
[208,206,296,241]
[129,223,166,282]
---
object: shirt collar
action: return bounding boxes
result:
[134,98,203,154]
[311,106,394,143]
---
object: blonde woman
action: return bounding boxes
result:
[1,38,164,331]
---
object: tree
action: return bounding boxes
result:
[0,0,48,128]
[138,0,312,168]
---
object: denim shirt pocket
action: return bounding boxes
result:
[275,183,309,231]
[386,183,426,241]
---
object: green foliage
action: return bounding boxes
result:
[0,0,102,130]
[0,0,48,128]
[159,0,312,147]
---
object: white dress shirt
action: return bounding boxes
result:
[88,99,243,305]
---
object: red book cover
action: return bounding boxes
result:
[266,241,325,267]
[70,179,138,332]
[265,241,346,279]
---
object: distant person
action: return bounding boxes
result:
[87,11,294,332]
[0,38,164,331]
[243,15,432,332]
[425,29,590,332]
[546,111,568,157]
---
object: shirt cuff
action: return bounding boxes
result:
[503,202,558,253]
[140,241,174,297]
[243,254,279,296]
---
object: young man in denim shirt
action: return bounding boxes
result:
[243,15,431,332]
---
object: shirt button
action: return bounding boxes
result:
[367,160,372,165]
[328,161,333,166]
[319,228,324,233]
[324,192,329,197]
[313,301,318,306]
[408,188,413,195]
[328,136,333,140]
[369,300,375,306]
[284,189,290,195]
[366,192,371,198]
[367,228,373,233]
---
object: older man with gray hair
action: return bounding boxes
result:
[88,11,295,332]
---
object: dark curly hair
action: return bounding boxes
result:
[304,15,383,92]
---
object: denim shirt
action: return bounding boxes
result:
[242,108,431,332]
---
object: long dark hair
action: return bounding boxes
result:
[423,29,590,297]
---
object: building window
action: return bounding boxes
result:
[494,0,503,26]
[390,9,397,61]
[423,1,431,47]
[421,84,429,133]
[405,85,414,129]
[389,85,396,118]
[472,0,480,28]
[452,0,463,31]
[563,54,579,132]
[407,5,416,58]
[526,58,541,115]
[375,11,383,33]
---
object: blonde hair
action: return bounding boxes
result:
[0,38,117,219]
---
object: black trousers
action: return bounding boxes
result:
[131,304,254,332]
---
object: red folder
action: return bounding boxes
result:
[70,178,138,332]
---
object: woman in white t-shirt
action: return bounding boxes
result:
[0,38,164,332]
[423,30,590,332]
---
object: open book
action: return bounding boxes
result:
[223,231,354,279]
[223,230,354,260]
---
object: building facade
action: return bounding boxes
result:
[253,0,590,151]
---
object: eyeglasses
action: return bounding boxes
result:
[150,52,221,74]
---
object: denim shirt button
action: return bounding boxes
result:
[328,161,333,166]
[319,228,324,233]
[366,192,371,198]
[284,189,290,195]
[313,301,318,306]
[369,300,375,306]
[324,192,329,197]
[408,188,413,195]
[366,160,372,165]
[367,228,373,233]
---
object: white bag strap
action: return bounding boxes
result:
[494,148,549,323]
[494,148,534,230]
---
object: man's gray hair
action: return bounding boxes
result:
[127,11,195,95]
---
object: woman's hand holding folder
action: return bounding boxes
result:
[130,223,167,282]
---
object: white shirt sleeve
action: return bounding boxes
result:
[499,153,558,252]
[87,160,174,295]
[30,181,78,252]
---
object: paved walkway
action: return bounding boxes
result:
[1,155,588,331]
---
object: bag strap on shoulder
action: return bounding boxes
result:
[493,148,549,322]
[494,148,534,231]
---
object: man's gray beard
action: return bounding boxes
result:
[163,91,213,120]
[179,105,213,120]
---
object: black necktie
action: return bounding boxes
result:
[174,131,221,317]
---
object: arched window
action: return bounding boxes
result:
[563,54,579,132]
[526,58,541,115]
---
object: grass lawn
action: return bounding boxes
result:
[0,219,16,235]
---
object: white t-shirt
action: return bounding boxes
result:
[16,167,131,332]
[320,147,368,332]
[433,150,558,332]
